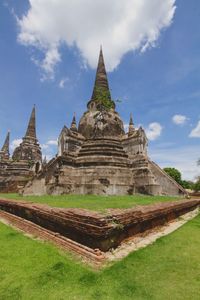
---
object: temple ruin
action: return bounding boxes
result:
[21,48,185,196]
[0,106,42,192]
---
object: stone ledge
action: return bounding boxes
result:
[0,198,199,252]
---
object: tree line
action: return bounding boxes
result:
[163,167,200,192]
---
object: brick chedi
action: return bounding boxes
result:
[0,107,42,192]
[12,106,42,167]
[23,48,186,196]
[0,131,10,161]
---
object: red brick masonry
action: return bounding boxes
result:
[0,198,199,252]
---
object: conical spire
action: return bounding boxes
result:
[91,47,111,101]
[70,113,77,132]
[128,113,135,134]
[25,106,36,140]
[129,113,134,125]
[1,131,10,158]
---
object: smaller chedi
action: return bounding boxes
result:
[0,106,42,192]
[23,48,185,196]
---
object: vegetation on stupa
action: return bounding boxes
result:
[94,87,115,110]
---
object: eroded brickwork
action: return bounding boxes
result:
[0,198,199,251]
[0,107,42,192]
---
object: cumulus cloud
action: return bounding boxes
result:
[47,140,58,145]
[189,121,200,138]
[124,123,129,132]
[17,0,176,79]
[172,114,188,125]
[41,139,58,150]
[41,139,57,161]
[11,139,22,150]
[146,122,162,141]
[41,144,49,150]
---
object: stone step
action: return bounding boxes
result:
[79,140,128,159]
[80,145,125,151]
[78,150,128,158]
[82,143,124,150]
[79,146,127,153]
[75,155,131,167]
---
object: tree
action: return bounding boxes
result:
[193,176,200,192]
[163,167,182,185]
[181,180,193,189]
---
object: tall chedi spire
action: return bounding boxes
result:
[78,47,124,138]
[87,47,115,111]
[0,131,10,160]
[24,105,37,141]
[12,106,42,164]
[91,46,111,101]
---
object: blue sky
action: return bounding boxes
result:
[0,0,199,180]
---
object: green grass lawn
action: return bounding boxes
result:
[0,193,180,211]
[0,213,200,299]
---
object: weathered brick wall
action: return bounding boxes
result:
[0,198,199,251]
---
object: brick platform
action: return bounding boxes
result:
[0,198,199,252]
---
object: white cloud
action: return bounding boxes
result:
[41,139,57,161]
[41,144,49,150]
[172,114,188,125]
[189,121,200,138]
[124,123,129,132]
[41,47,61,80]
[59,77,69,88]
[47,140,57,145]
[11,139,22,150]
[149,145,200,180]
[146,122,162,141]
[41,139,57,150]
[17,0,176,79]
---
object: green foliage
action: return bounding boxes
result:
[94,87,115,110]
[181,180,194,190]
[193,177,200,192]
[0,193,179,211]
[1,214,200,299]
[163,167,195,189]
[163,167,182,185]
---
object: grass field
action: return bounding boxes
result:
[0,193,180,211]
[0,213,200,299]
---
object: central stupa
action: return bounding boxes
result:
[78,47,124,139]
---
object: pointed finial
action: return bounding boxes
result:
[70,112,77,132]
[72,112,76,123]
[128,113,135,134]
[1,131,10,159]
[129,113,134,125]
[91,47,111,102]
[24,106,37,140]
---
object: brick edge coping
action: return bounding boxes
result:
[0,207,199,267]
[0,197,200,252]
